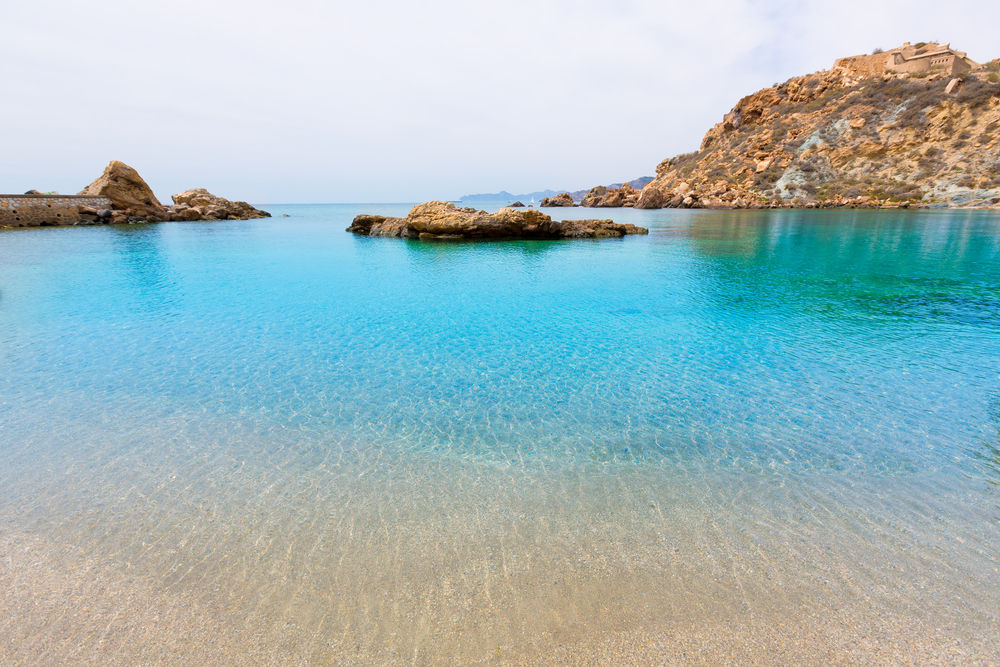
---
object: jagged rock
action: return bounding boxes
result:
[346,214,409,237]
[539,192,576,207]
[346,201,647,240]
[167,205,204,221]
[581,186,608,207]
[79,160,166,219]
[170,188,270,220]
[581,182,641,208]
[507,201,525,207]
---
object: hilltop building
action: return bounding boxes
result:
[835,42,978,77]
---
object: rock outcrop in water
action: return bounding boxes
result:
[539,192,577,207]
[73,161,270,224]
[630,44,1000,210]
[347,201,647,240]
[169,188,270,221]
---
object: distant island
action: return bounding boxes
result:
[459,176,653,205]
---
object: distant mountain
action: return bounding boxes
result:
[460,177,653,204]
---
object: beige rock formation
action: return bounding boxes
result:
[77,162,270,222]
[170,188,270,221]
[79,160,167,219]
[539,192,576,207]
[581,186,608,207]
[347,201,647,240]
[581,182,641,207]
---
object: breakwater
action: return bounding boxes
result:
[0,194,113,228]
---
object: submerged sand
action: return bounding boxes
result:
[2,450,997,665]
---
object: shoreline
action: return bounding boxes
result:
[5,200,1000,232]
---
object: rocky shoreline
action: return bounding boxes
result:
[347,201,647,240]
[2,161,270,228]
[81,161,271,223]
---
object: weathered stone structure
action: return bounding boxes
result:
[0,194,112,227]
[835,42,978,77]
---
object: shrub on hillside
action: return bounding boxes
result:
[953,79,1000,109]
[754,164,784,189]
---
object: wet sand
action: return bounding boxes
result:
[2,450,997,665]
[3,528,996,665]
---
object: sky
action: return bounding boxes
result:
[2,0,998,203]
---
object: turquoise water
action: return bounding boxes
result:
[1,205,999,663]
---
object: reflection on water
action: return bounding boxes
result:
[1,206,999,664]
[108,224,180,311]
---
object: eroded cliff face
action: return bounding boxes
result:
[637,59,1000,209]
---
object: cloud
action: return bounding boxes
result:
[1,0,997,201]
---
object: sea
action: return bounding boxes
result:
[1,204,998,664]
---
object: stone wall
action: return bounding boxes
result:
[0,194,112,228]
[835,53,891,77]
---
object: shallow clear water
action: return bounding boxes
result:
[1,205,999,664]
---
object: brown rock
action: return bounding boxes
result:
[539,192,576,207]
[581,186,608,207]
[581,182,641,208]
[635,187,667,209]
[346,214,408,237]
[79,160,166,219]
[170,188,270,220]
[346,201,647,240]
[168,205,204,221]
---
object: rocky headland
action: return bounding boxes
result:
[347,201,647,240]
[629,44,1000,210]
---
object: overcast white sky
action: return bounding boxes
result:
[2,1,998,202]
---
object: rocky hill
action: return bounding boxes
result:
[635,48,1000,209]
